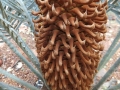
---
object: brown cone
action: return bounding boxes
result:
[33,0,107,90]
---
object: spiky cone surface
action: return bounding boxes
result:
[32,0,107,90]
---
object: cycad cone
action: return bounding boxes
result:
[33,0,107,90]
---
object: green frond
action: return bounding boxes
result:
[0,68,39,90]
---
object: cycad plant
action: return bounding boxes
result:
[0,0,48,89]
[1,0,120,90]
[33,0,107,90]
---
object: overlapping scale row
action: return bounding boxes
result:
[32,0,107,90]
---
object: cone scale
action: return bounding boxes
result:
[33,0,107,90]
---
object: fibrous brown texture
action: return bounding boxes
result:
[33,0,107,90]
[0,59,3,66]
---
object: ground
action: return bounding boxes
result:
[0,24,38,90]
[0,15,120,90]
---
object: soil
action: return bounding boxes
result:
[0,24,38,90]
